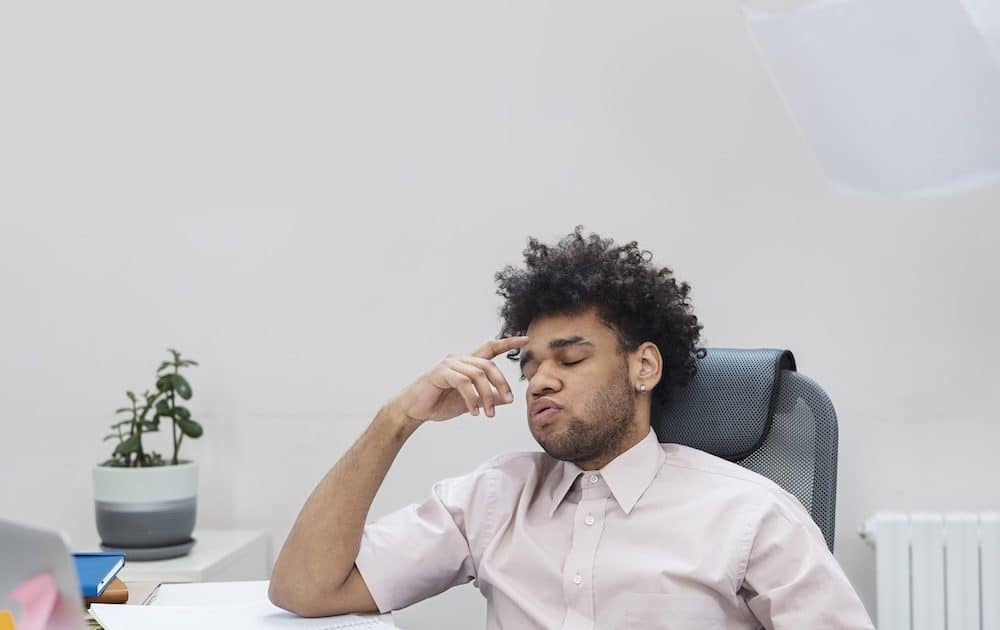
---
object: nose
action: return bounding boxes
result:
[526,360,562,399]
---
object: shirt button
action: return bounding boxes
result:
[589,474,599,483]
[573,574,583,586]
[585,514,595,526]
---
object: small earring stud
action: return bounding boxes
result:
[639,383,647,393]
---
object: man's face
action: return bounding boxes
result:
[520,308,637,466]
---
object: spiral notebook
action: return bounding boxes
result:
[90,580,396,630]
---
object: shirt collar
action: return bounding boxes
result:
[548,427,665,517]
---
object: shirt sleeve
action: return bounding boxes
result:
[740,491,875,629]
[354,464,498,613]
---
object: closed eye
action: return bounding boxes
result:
[519,359,584,381]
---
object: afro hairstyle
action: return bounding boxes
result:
[495,226,705,408]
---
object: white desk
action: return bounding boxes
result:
[90,529,269,583]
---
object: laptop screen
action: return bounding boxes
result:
[0,519,87,630]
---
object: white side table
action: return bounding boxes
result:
[92,529,270,583]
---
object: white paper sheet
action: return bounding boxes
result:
[144,580,271,606]
[961,0,1000,65]
[90,602,396,630]
[746,0,1000,196]
[91,581,396,630]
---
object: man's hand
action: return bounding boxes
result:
[388,336,529,424]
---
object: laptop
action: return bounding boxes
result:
[0,519,87,630]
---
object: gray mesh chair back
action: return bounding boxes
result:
[651,348,839,551]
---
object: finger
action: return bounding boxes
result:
[457,356,514,405]
[445,358,498,417]
[442,369,482,416]
[471,335,530,360]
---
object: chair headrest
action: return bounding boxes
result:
[652,348,796,461]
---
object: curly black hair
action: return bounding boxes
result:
[495,226,705,408]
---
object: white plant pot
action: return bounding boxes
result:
[93,462,198,551]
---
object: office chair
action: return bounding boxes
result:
[651,348,839,552]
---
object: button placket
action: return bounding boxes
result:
[559,477,610,630]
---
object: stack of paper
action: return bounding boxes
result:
[90,581,396,630]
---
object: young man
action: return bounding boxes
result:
[269,228,875,629]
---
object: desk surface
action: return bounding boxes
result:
[126,581,160,605]
[88,529,269,582]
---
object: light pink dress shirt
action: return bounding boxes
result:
[355,428,874,629]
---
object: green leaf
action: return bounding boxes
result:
[156,399,171,415]
[111,419,132,428]
[171,374,192,400]
[115,407,133,414]
[181,359,199,367]
[140,451,165,467]
[126,391,137,402]
[115,433,140,455]
[139,421,158,431]
[103,434,120,442]
[175,418,203,438]
[156,361,172,374]
[168,348,181,361]
[156,375,172,392]
[173,406,190,421]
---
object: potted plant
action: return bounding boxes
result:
[93,349,204,560]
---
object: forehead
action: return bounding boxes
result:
[524,308,617,349]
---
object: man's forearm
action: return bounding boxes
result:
[269,335,526,613]
[269,403,421,603]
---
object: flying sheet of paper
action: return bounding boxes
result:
[746,0,1000,196]
[90,602,397,630]
[961,0,1000,64]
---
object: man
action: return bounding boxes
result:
[269,228,875,629]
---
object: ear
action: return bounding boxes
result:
[630,342,662,392]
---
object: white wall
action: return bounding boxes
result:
[2,2,999,628]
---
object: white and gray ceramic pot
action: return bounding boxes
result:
[93,462,197,554]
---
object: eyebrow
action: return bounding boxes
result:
[519,336,594,370]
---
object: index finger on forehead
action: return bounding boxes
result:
[472,336,530,359]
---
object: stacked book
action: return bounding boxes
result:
[74,553,126,629]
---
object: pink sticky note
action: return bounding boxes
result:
[6,572,59,630]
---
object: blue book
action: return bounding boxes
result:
[73,552,126,597]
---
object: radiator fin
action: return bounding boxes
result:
[864,511,1000,630]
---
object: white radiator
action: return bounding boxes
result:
[861,512,1000,630]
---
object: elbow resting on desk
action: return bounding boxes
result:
[269,564,379,618]
[267,580,335,618]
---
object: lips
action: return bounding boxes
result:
[530,399,564,425]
